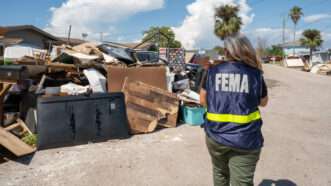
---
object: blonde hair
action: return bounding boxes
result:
[224,34,263,71]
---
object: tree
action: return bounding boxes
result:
[142,26,182,50]
[213,46,225,55]
[214,5,242,40]
[300,29,323,62]
[266,45,284,57]
[256,37,268,57]
[289,6,303,42]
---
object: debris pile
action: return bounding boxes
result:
[0,39,208,159]
[310,63,331,75]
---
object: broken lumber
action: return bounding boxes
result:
[0,83,13,125]
[0,127,36,157]
[122,78,179,134]
[5,119,33,136]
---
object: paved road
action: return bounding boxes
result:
[0,64,330,186]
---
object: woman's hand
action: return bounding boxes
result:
[260,96,268,107]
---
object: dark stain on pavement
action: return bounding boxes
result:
[265,79,281,88]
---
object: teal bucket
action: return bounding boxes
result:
[181,105,206,126]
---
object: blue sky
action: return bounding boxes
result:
[1,0,330,49]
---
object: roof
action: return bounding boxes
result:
[277,40,306,48]
[56,37,86,46]
[0,37,23,45]
[0,25,58,41]
[0,28,7,36]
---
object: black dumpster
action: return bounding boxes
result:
[37,93,130,150]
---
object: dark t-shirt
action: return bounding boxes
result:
[201,70,268,98]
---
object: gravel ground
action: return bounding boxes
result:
[0,64,330,186]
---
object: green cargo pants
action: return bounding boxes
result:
[206,135,261,186]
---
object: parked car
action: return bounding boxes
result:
[270,56,283,62]
[261,56,271,63]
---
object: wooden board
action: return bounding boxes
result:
[108,66,168,92]
[0,127,36,157]
[122,78,179,134]
[0,83,13,125]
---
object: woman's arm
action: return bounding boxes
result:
[200,88,207,107]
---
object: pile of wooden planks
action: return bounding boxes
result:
[122,78,179,134]
[0,83,36,157]
[0,121,36,157]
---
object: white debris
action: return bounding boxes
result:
[60,82,89,95]
[83,68,107,93]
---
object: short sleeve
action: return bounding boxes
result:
[261,76,268,98]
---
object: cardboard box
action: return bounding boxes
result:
[107,66,168,92]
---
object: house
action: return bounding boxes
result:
[278,40,310,57]
[0,25,61,60]
[0,25,59,49]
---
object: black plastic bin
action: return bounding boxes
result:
[37,93,130,150]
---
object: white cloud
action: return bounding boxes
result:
[45,0,164,40]
[304,14,331,23]
[172,0,254,49]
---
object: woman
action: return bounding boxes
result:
[200,34,268,186]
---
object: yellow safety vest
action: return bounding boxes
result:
[206,110,261,125]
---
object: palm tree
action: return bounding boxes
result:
[300,29,323,63]
[214,5,242,40]
[289,6,303,42]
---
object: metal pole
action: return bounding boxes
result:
[67,25,72,45]
[282,17,286,45]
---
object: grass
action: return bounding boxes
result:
[22,133,37,147]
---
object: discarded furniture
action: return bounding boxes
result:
[107,65,168,92]
[37,93,129,150]
[310,64,331,75]
[0,65,28,83]
[122,78,179,134]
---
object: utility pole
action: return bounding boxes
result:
[282,17,286,45]
[67,25,72,45]
[157,28,161,58]
[157,29,161,48]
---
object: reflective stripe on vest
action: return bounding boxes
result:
[206,110,261,124]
